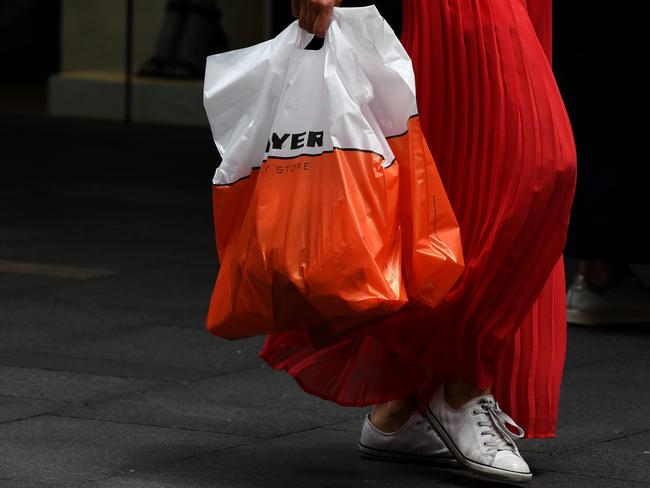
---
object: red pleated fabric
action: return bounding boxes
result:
[260,0,577,438]
[489,1,567,437]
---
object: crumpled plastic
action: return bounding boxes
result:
[203,6,464,339]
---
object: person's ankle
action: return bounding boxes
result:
[370,398,415,433]
[444,380,491,410]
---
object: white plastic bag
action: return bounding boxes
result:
[203,7,463,339]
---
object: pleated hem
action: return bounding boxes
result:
[258,0,575,441]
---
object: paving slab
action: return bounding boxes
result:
[0,415,249,486]
[529,471,649,488]
[0,350,215,383]
[518,356,650,453]
[84,428,461,488]
[321,416,366,434]
[61,367,365,438]
[533,430,650,484]
[34,324,265,375]
[40,263,220,330]
[0,273,70,298]
[0,480,66,488]
[0,296,154,351]
[564,325,650,371]
[0,365,162,404]
[79,471,650,488]
[0,237,201,276]
[42,262,216,317]
[0,395,58,423]
[1,195,215,271]
[170,366,368,414]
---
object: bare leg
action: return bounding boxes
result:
[445,380,492,409]
[370,380,492,432]
[369,379,492,432]
[369,395,417,433]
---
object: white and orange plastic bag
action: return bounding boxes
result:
[204,6,463,339]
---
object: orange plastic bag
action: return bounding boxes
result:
[203,7,464,339]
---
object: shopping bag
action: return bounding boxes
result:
[333,7,465,308]
[204,6,463,339]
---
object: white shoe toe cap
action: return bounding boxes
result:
[492,451,531,474]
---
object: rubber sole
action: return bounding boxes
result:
[424,405,533,484]
[357,442,458,467]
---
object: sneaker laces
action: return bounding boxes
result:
[472,398,525,454]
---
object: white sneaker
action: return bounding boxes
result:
[425,386,532,483]
[358,411,456,465]
[567,274,650,325]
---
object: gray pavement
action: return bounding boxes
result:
[1,117,649,487]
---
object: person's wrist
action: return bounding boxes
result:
[292,0,342,38]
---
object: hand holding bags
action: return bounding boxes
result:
[204,6,464,339]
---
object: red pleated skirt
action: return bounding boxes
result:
[260,0,577,438]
